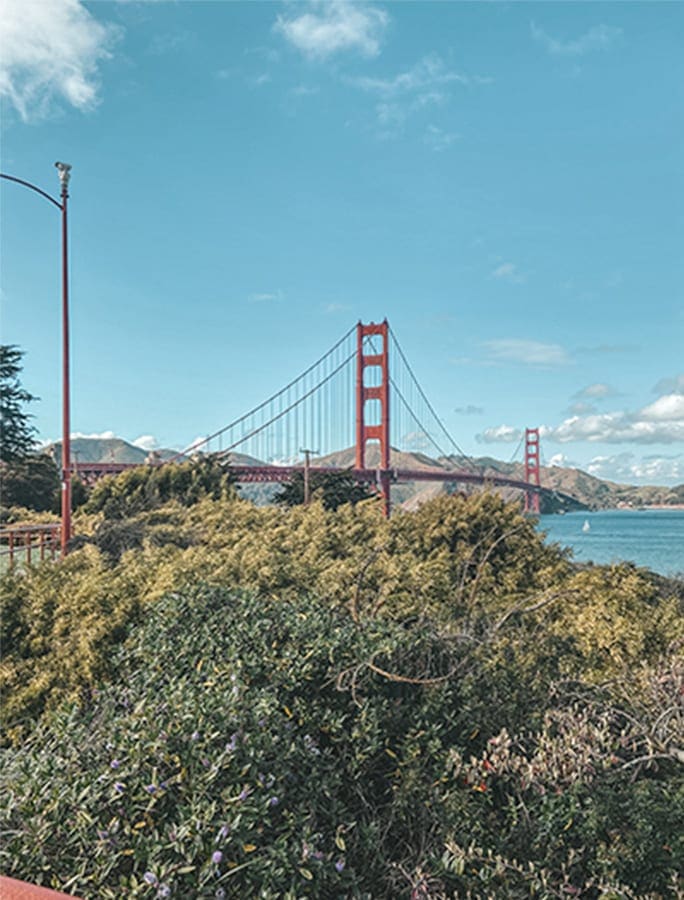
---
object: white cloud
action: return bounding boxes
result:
[476,425,522,444]
[586,452,683,485]
[531,22,622,57]
[274,1,388,60]
[0,0,118,121]
[540,405,684,445]
[132,434,159,451]
[548,453,578,468]
[490,262,525,284]
[71,430,117,441]
[483,339,571,366]
[640,394,684,422]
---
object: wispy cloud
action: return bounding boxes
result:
[574,383,616,400]
[351,54,471,95]
[454,405,484,416]
[653,374,684,396]
[323,302,350,314]
[147,30,195,57]
[476,425,522,444]
[347,53,489,136]
[567,402,597,416]
[483,339,571,367]
[490,262,526,284]
[274,1,389,60]
[531,22,622,57]
[248,290,284,303]
[0,0,119,121]
[579,343,636,356]
[424,124,458,152]
[291,84,320,98]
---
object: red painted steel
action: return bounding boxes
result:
[0,524,60,566]
[524,427,541,514]
[60,177,71,557]
[70,461,552,502]
[0,875,81,899]
[355,320,391,514]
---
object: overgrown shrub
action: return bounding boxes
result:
[1,588,681,898]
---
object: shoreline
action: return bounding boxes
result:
[542,505,684,514]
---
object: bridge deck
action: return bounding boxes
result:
[72,461,546,495]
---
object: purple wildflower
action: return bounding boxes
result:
[114,782,125,794]
[335,859,346,873]
[157,886,171,899]
[110,759,121,769]
[312,850,324,861]
[268,796,279,807]
[144,784,157,794]
[215,824,229,842]
[211,850,223,865]
[143,871,158,885]
[238,787,249,801]
[191,730,200,741]
[225,733,238,752]
[96,830,108,841]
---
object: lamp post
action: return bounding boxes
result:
[0,164,73,557]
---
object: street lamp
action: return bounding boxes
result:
[0,164,73,557]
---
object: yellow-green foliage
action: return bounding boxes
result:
[1,492,680,742]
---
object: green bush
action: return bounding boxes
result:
[2,587,682,898]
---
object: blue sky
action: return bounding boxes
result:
[1,0,682,484]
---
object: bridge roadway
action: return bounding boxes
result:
[73,461,556,499]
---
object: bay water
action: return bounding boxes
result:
[538,509,684,577]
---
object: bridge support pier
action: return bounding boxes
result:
[524,427,541,514]
[355,320,391,515]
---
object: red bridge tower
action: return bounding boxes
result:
[355,320,391,515]
[524,427,541,514]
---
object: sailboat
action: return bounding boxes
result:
[582,519,591,533]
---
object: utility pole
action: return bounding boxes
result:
[300,448,317,505]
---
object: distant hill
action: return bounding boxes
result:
[445,456,684,511]
[43,437,683,510]
[46,438,183,469]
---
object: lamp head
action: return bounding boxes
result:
[55,162,72,189]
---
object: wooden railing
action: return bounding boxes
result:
[0,523,61,568]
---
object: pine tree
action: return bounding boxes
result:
[0,345,38,463]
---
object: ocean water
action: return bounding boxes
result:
[538,509,684,577]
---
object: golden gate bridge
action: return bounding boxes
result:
[74,320,549,516]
